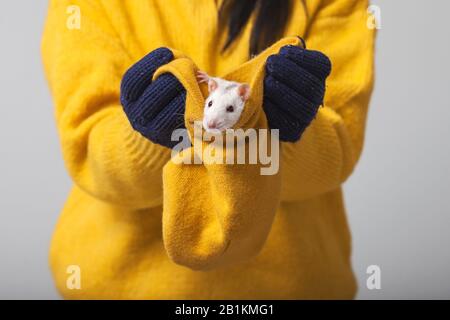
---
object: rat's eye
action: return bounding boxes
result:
[226,105,234,113]
[208,101,213,107]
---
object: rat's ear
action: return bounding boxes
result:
[208,79,218,93]
[238,84,251,101]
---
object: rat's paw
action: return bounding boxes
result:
[263,45,332,142]
[196,70,209,83]
[121,47,187,149]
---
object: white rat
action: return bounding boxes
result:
[197,71,251,133]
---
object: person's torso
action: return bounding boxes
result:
[49,0,356,299]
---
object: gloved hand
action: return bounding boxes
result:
[121,47,187,148]
[263,43,332,142]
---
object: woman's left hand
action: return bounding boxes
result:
[263,44,332,142]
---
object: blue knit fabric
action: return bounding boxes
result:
[263,45,332,142]
[121,45,331,148]
[121,47,187,148]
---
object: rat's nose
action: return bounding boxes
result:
[207,119,218,129]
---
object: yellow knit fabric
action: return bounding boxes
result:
[42,0,375,299]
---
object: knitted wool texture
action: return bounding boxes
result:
[264,45,332,141]
[42,0,375,299]
[152,38,304,269]
[121,46,331,148]
[121,45,331,147]
[121,48,186,148]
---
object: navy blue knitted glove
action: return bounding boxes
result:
[121,47,186,149]
[263,44,332,142]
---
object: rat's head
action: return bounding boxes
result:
[202,78,251,133]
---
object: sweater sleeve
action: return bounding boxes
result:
[280,0,375,202]
[41,0,170,208]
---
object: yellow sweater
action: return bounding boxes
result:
[42,0,375,299]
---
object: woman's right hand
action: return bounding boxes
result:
[121,47,187,149]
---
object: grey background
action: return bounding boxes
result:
[0,0,449,299]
